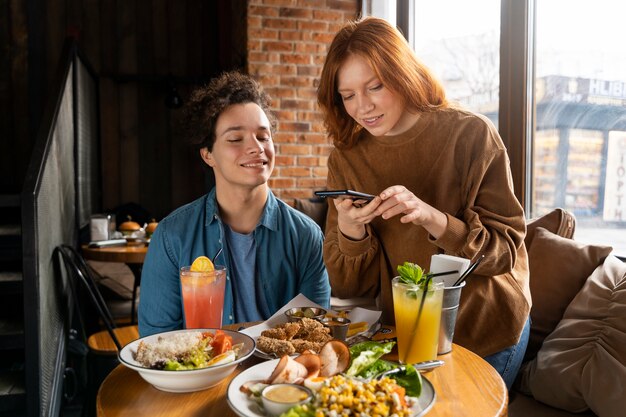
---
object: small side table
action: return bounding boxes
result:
[81,244,148,324]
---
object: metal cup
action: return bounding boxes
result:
[320,317,351,341]
[438,281,466,354]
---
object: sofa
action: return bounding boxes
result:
[509,209,626,417]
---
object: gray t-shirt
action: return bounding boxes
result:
[223,224,267,322]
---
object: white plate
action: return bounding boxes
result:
[253,346,283,361]
[119,328,255,393]
[250,320,379,360]
[124,236,149,244]
[226,359,436,417]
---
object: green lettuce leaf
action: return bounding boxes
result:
[356,359,397,379]
[391,364,423,398]
[279,404,315,417]
[346,341,395,377]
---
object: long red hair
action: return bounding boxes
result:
[318,17,448,149]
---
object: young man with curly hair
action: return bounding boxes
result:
[139,72,330,336]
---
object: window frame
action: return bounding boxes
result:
[499,0,535,211]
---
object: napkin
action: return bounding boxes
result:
[240,293,382,339]
[430,254,471,287]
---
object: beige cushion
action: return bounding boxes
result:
[523,255,626,416]
[525,208,575,248]
[525,227,612,359]
[509,392,596,417]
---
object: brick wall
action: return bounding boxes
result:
[247,0,358,204]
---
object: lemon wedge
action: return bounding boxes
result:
[190,256,214,272]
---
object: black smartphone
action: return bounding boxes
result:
[314,189,375,201]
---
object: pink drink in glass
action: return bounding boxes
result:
[180,265,226,329]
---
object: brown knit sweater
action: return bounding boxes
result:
[323,107,531,357]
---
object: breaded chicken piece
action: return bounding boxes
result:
[257,336,296,357]
[282,322,301,339]
[291,339,324,354]
[295,318,329,340]
[304,328,332,343]
[261,321,302,340]
[261,327,289,340]
[301,317,324,331]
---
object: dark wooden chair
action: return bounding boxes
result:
[55,245,139,354]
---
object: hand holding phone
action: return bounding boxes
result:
[314,190,375,201]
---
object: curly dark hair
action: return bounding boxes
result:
[182,71,277,152]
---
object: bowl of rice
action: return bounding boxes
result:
[119,328,255,392]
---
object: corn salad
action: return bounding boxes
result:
[310,374,412,417]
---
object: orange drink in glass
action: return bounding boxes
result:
[392,277,444,363]
[180,265,227,329]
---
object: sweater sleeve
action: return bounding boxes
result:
[322,153,381,299]
[432,123,526,277]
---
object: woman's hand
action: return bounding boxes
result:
[376,185,448,239]
[334,196,382,240]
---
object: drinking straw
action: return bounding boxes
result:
[453,255,485,286]
[431,270,459,278]
[212,247,223,265]
[403,274,433,363]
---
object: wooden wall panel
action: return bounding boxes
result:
[186,0,202,77]
[81,0,101,70]
[2,0,247,220]
[117,0,139,205]
[152,0,168,71]
[9,0,28,189]
[99,0,118,75]
[0,0,29,193]
[0,0,15,192]
[99,77,120,212]
[45,0,65,97]
[137,0,169,219]
[1,0,13,191]
[98,0,120,211]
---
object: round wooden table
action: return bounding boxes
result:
[82,244,148,264]
[82,244,148,323]
[96,324,508,417]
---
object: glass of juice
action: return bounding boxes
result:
[392,276,444,364]
[180,265,227,329]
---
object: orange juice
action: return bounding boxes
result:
[180,266,226,329]
[392,277,444,363]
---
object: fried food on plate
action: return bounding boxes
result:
[258,317,332,356]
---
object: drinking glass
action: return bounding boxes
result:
[180,265,227,329]
[392,277,444,364]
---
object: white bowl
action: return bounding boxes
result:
[118,328,255,393]
[261,383,313,416]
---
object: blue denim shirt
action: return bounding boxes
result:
[138,188,330,336]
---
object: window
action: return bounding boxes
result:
[363,0,626,257]
[361,0,396,26]
[533,0,626,255]
[410,0,500,125]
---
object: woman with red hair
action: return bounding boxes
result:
[317,17,530,389]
